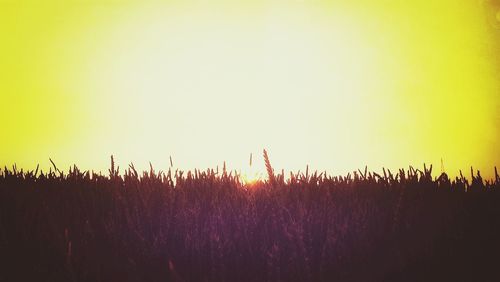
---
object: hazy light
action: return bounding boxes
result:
[0,0,499,178]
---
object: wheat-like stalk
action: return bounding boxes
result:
[263,149,275,186]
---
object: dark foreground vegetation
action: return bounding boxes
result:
[1,158,500,282]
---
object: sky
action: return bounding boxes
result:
[1,0,499,179]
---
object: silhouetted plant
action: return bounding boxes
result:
[0,157,499,282]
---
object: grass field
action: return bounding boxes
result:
[1,156,500,282]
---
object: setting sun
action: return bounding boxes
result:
[3,2,500,280]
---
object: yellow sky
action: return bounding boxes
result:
[1,0,499,178]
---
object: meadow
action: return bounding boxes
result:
[1,155,499,282]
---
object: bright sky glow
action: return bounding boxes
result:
[1,0,499,178]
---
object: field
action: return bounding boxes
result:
[1,157,500,282]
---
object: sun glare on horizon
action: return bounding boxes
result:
[1,0,499,178]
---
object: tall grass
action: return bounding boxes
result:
[0,157,499,282]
